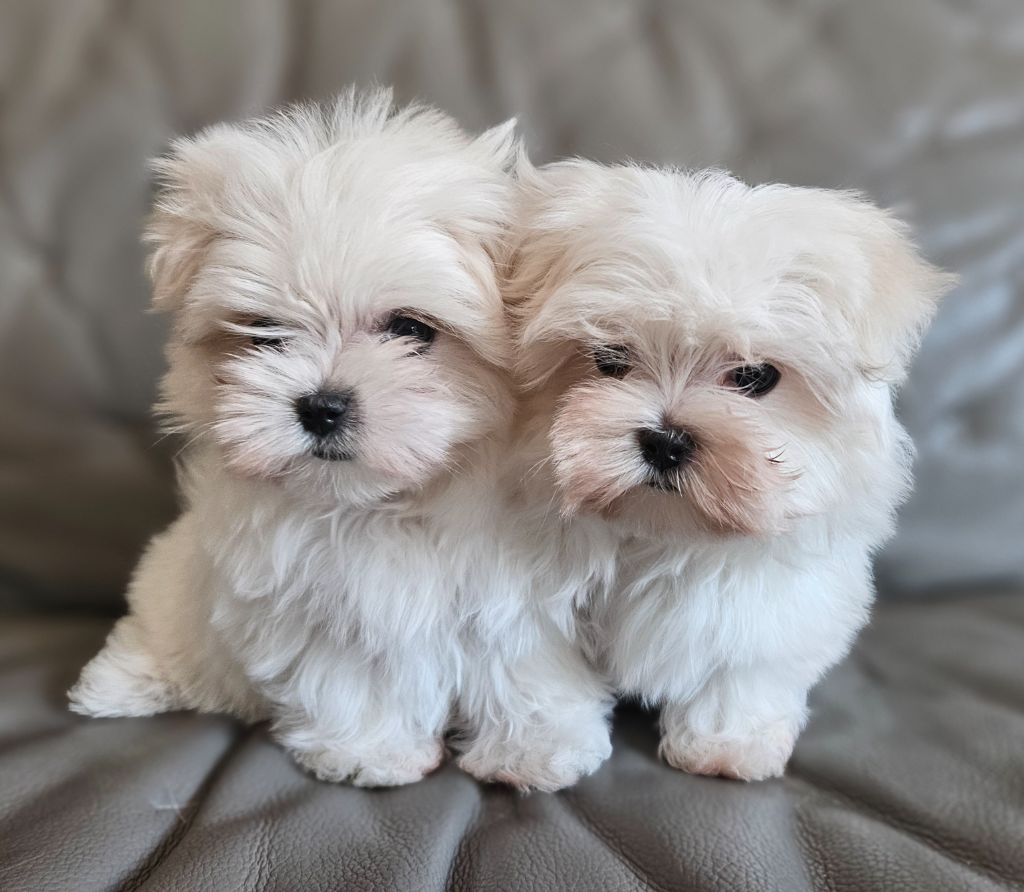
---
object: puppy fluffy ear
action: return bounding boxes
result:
[144,128,245,313]
[502,159,599,386]
[794,192,956,383]
[502,156,613,305]
[445,117,521,248]
[429,118,522,369]
[473,118,520,171]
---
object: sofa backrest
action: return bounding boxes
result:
[1,0,1021,610]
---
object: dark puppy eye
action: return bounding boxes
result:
[385,314,436,346]
[731,363,781,397]
[593,345,631,378]
[248,318,287,350]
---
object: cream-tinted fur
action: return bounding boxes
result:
[506,160,954,780]
[69,91,611,791]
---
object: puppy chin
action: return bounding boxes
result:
[218,443,446,506]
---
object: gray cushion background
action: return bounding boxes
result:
[3,594,1022,891]
[2,4,1024,891]
[1,0,1022,610]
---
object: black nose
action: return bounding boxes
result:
[295,391,353,438]
[637,427,696,473]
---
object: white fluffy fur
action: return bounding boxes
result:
[69,90,611,791]
[506,160,955,781]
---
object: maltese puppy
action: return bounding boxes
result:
[505,160,954,781]
[70,90,611,790]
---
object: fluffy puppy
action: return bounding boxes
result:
[69,90,611,791]
[506,160,954,781]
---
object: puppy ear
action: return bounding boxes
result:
[144,128,244,314]
[502,157,607,304]
[431,118,520,257]
[419,119,522,370]
[502,160,599,386]
[472,117,520,173]
[796,192,956,383]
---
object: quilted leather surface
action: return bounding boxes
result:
[2,593,1023,891]
[1,0,1023,609]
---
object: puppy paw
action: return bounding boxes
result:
[349,739,445,788]
[458,725,612,792]
[659,720,797,781]
[291,738,445,787]
[68,643,177,718]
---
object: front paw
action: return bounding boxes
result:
[290,737,445,787]
[659,719,797,781]
[458,723,612,792]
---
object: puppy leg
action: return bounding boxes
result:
[69,615,178,717]
[456,629,613,792]
[658,668,809,781]
[70,515,262,721]
[272,647,449,787]
[69,518,202,717]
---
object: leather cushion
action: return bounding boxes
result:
[2,592,1022,891]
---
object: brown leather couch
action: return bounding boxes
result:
[2,2,1022,889]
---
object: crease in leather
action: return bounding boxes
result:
[120,723,253,892]
[852,618,1024,720]
[790,811,840,892]
[784,768,1017,890]
[240,803,274,892]
[555,791,670,892]
[440,787,485,892]
[877,661,1024,723]
[0,723,75,759]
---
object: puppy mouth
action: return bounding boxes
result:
[311,443,355,462]
[645,477,681,493]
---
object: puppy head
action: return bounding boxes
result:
[508,161,954,538]
[148,88,518,504]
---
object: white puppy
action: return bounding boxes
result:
[506,160,954,781]
[70,90,611,791]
